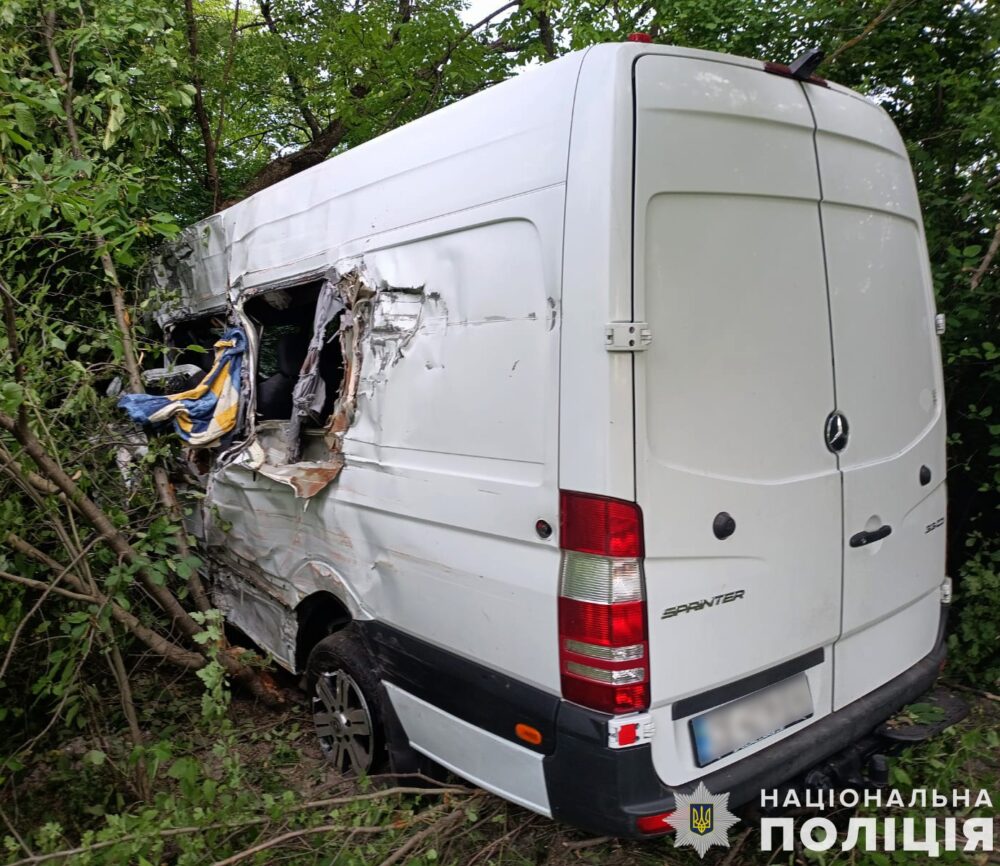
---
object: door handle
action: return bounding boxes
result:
[850,525,892,548]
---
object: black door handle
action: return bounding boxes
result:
[850,525,892,548]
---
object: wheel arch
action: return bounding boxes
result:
[295,591,353,673]
[287,558,371,673]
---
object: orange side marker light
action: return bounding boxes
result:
[515,723,543,746]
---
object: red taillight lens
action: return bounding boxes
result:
[562,677,649,714]
[762,60,829,87]
[559,490,644,558]
[558,491,649,715]
[559,598,645,647]
[637,812,674,835]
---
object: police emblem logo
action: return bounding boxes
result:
[672,782,740,858]
[690,803,714,836]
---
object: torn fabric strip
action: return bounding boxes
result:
[118,328,246,447]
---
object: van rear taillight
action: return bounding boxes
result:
[558,491,649,714]
[559,490,643,558]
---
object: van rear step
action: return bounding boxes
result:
[877,686,969,744]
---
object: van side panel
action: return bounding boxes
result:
[559,46,637,501]
[196,53,586,704]
[208,191,565,694]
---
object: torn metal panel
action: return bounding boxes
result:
[332,219,550,467]
[149,214,230,326]
[210,564,298,670]
[321,267,442,454]
[323,268,377,451]
[240,438,345,498]
[286,278,346,463]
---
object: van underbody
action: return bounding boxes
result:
[145,42,955,837]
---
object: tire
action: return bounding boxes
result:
[306,625,386,775]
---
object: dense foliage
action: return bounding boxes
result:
[0,0,997,861]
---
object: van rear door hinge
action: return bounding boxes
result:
[605,322,651,352]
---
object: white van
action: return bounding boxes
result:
[152,41,955,837]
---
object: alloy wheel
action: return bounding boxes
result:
[312,669,374,774]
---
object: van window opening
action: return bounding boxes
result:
[129,312,226,400]
[171,315,224,370]
[245,282,344,429]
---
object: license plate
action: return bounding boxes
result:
[690,674,813,767]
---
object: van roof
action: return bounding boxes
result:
[151,43,866,322]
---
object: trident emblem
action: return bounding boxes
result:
[690,804,714,836]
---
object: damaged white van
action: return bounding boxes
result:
[143,42,962,837]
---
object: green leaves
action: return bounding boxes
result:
[0,382,23,415]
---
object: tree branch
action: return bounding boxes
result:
[825,0,905,65]
[183,0,222,209]
[213,0,243,166]
[105,642,151,801]
[4,531,205,669]
[0,568,96,603]
[3,787,476,866]
[224,117,347,203]
[259,0,322,138]
[970,222,1000,291]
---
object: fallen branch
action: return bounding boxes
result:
[209,823,392,866]
[4,786,479,866]
[944,680,1000,703]
[298,784,475,812]
[720,828,753,866]
[0,410,283,701]
[0,535,98,681]
[562,835,611,851]
[105,641,152,801]
[0,568,96,603]
[375,802,469,866]
[467,814,539,865]
[5,531,205,669]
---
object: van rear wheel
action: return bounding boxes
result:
[307,626,385,775]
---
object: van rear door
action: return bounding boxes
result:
[803,86,946,709]
[631,54,842,785]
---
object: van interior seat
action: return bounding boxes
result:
[257,331,307,419]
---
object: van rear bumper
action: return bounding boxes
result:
[543,607,948,838]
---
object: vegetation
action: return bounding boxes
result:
[0,0,997,863]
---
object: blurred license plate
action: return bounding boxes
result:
[690,674,813,767]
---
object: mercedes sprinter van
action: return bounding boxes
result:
[148,42,953,837]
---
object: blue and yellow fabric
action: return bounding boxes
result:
[118,328,246,447]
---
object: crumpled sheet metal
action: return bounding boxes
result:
[150,215,230,325]
[241,439,345,499]
[203,461,373,671]
[210,564,298,669]
[324,268,377,452]
[323,266,429,451]
[214,263,426,499]
[285,278,346,463]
